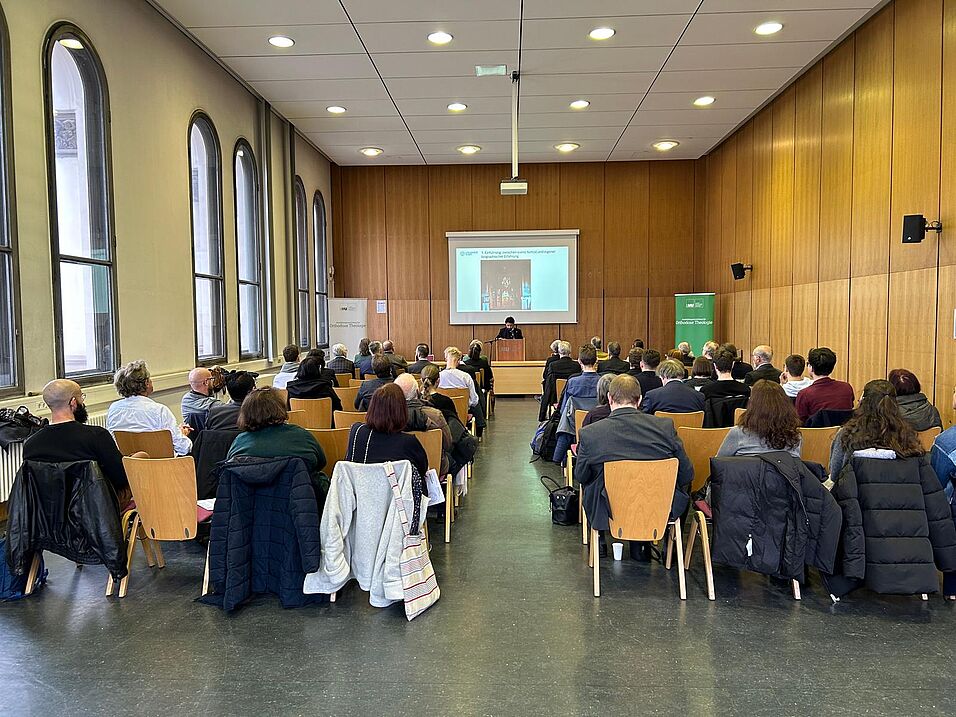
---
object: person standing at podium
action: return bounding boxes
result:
[497,316,523,340]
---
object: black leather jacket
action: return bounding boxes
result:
[5,460,127,579]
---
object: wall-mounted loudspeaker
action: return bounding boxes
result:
[730,262,752,281]
[902,214,942,243]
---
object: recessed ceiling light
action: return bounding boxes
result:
[360,147,383,157]
[457,145,481,155]
[589,27,615,41]
[693,96,716,107]
[268,35,295,48]
[428,31,453,45]
[447,102,468,112]
[754,21,783,36]
[326,105,347,114]
[555,143,580,153]
[58,37,84,50]
[569,99,590,110]
[653,140,679,152]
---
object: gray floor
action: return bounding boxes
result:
[2,398,955,716]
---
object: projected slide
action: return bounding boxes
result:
[447,230,578,325]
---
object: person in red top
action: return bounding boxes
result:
[795,347,856,423]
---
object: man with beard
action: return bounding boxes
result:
[24,379,129,503]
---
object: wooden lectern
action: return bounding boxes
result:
[495,339,525,361]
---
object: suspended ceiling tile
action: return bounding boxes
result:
[354,20,518,53]
[681,8,871,45]
[520,93,645,114]
[412,128,513,144]
[665,40,831,71]
[523,0,702,19]
[386,76,513,99]
[373,50,519,78]
[395,96,513,117]
[640,88,775,110]
[291,116,409,132]
[652,67,801,92]
[189,24,364,56]
[251,78,390,102]
[522,46,671,75]
[520,125,626,141]
[519,111,635,128]
[273,99,400,119]
[341,0,520,23]
[629,107,753,126]
[700,0,877,11]
[522,15,691,50]
[404,114,512,131]
[158,0,349,27]
[521,73,657,96]
[225,54,377,82]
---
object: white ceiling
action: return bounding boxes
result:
[153,0,885,165]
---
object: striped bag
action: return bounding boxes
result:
[385,461,440,620]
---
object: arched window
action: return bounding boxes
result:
[0,9,17,391]
[234,141,262,358]
[45,26,116,379]
[188,114,225,362]
[313,192,328,348]
[293,177,310,348]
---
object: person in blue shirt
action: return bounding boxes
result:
[930,383,956,600]
[552,345,602,464]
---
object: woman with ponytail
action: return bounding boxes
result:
[420,364,441,400]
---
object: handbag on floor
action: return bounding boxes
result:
[386,461,440,621]
[540,476,579,526]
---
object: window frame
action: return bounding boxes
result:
[293,176,310,349]
[233,138,264,360]
[187,110,226,366]
[0,7,20,397]
[43,23,119,384]
[313,190,328,349]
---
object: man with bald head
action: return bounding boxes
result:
[743,345,781,387]
[23,379,128,498]
[181,367,221,425]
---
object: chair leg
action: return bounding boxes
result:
[566,451,573,487]
[108,510,137,596]
[592,529,601,597]
[698,514,715,601]
[684,513,699,566]
[582,505,589,546]
[118,513,141,598]
[139,525,156,568]
[201,542,211,596]
[151,540,166,569]
[665,526,675,570]
[444,478,452,544]
[672,519,687,601]
[24,553,40,596]
[792,580,802,601]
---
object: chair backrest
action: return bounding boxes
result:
[413,428,443,475]
[655,411,705,430]
[333,410,367,429]
[306,428,351,476]
[604,458,679,542]
[113,430,175,459]
[574,409,589,438]
[448,395,469,425]
[350,378,366,387]
[556,378,568,403]
[122,456,198,540]
[677,427,732,493]
[799,426,840,470]
[476,368,484,388]
[333,385,359,409]
[289,397,332,429]
[364,374,376,380]
[334,373,352,388]
[734,407,746,423]
[917,426,942,453]
[436,386,469,401]
[287,410,308,428]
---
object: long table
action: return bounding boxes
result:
[491,361,545,396]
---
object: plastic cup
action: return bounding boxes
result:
[612,542,623,561]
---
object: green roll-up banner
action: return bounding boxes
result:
[674,293,715,355]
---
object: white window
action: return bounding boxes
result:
[294,177,310,348]
[313,192,328,348]
[46,27,116,379]
[189,115,225,362]
[235,141,262,358]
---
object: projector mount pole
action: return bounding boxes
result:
[511,70,519,180]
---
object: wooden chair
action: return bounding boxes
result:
[676,426,731,601]
[112,456,207,598]
[654,411,705,431]
[349,378,366,388]
[333,410,366,430]
[588,458,686,600]
[918,426,942,453]
[435,388,472,426]
[413,429,453,543]
[364,374,376,380]
[734,407,746,423]
[354,367,362,379]
[306,428,351,477]
[289,397,332,429]
[334,373,352,388]
[555,379,568,412]
[333,385,359,410]
[113,430,175,458]
[287,410,308,428]
[799,426,840,472]
[562,409,591,546]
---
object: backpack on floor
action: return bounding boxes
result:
[531,415,560,462]
[0,539,46,600]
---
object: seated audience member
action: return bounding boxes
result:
[553,345,602,462]
[287,357,343,413]
[354,337,371,365]
[539,340,582,421]
[597,342,629,375]
[701,341,719,361]
[227,387,327,493]
[544,339,560,373]
[781,354,812,399]
[590,337,608,361]
[625,347,644,378]
[582,373,614,427]
[632,338,645,349]
[382,340,408,372]
[206,372,257,430]
[427,392,478,478]
[24,379,129,501]
[574,375,693,560]
[744,345,780,386]
[717,342,753,381]
[344,384,429,481]
[828,379,924,480]
[717,380,802,458]
[677,342,695,367]
[795,347,855,424]
[326,343,355,377]
[107,360,192,456]
[357,340,383,378]
[634,348,663,397]
[684,357,714,390]
[888,368,942,432]
[930,384,956,599]
[464,340,494,392]
[305,348,340,386]
[355,355,394,411]
[701,351,752,400]
[420,364,442,401]
[666,350,688,378]
[439,347,486,436]
[407,343,437,375]
[272,344,302,390]
[642,359,706,414]
[181,367,221,425]
[395,373,451,476]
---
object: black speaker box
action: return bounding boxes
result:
[902,214,926,244]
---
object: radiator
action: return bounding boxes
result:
[0,413,109,503]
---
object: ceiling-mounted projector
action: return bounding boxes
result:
[500,178,527,195]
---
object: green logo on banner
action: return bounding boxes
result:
[674,293,715,356]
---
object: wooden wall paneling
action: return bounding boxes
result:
[427,165,472,301]
[750,287,771,347]
[648,161,696,297]
[521,324,561,359]
[648,295,675,351]
[848,273,889,391]
[720,137,738,298]
[817,279,850,382]
[790,283,819,357]
[771,87,795,289]
[751,110,773,290]
[560,162,605,298]
[942,0,956,267]
[850,7,894,278]
[431,299,475,356]
[562,296,604,352]
[704,152,722,293]
[604,162,649,297]
[935,265,956,426]
[887,267,938,398]
[733,290,752,352]
[769,285,793,358]
[385,166,430,300]
[387,299,431,359]
[734,122,754,294]
[890,0,943,272]
[716,294,733,346]
[694,158,708,291]
[792,65,823,286]
[471,164,516,231]
[341,167,388,339]
[605,296,649,349]
[819,38,855,281]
